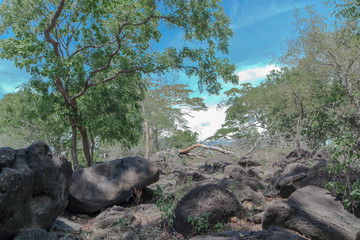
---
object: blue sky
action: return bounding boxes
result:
[0,0,330,139]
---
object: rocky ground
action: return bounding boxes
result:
[3,143,360,240]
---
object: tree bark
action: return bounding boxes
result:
[77,125,93,166]
[69,116,79,166]
[141,101,150,159]
[295,116,302,154]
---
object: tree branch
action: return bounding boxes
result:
[44,0,66,57]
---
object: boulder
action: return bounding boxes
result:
[262,186,360,240]
[224,165,248,179]
[178,171,207,184]
[300,160,331,188]
[263,163,309,198]
[286,149,312,159]
[0,142,72,240]
[172,184,246,237]
[67,156,159,213]
[220,178,265,207]
[238,157,260,167]
[199,155,232,174]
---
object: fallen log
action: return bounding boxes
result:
[179,143,240,158]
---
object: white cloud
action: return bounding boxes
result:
[236,64,280,83]
[184,105,226,141]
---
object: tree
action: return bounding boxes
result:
[141,77,206,158]
[218,67,339,150]
[279,5,360,138]
[0,89,71,154]
[0,0,238,166]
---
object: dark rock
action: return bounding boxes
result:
[0,147,16,168]
[0,141,72,240]
[220,178,265,206]
[263,163,309,198]
[13,229,59,240]
[224,165,248,179]
[172,184,246,237]
[300,160,331,188]
[13,228,78,240]
[178,171,207,183]
[248,211,264,224]
[286,149,312,159]
[52,218,81,233]
[262,186,360,240]
[247,168,262,180]
[201,155,233,173]
[238,157,260,167]
[190,227,308,240]
[88,205,134,229]
[241,178,266,192]
[67,156,159,214]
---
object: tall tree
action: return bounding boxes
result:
[279,5,360,137]
[0,0,238,166]
[142,77,206,158]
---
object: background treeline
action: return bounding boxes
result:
[216,1,360,152]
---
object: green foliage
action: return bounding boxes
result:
[187,212,210,234]
[217,67,338,149]
[326,135,360,213]
[154,176,193,228]
[142,78,205,152]
[0,0,237,165]
[163,129,198,149]
[0,89,71,154]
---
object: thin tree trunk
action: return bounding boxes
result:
[141,101,150,159]
[77,125,93,166]
[69,116,79,166]
[90,128,95,163]
[295,116,302,154]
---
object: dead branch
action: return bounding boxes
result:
[179,143,240,158]
[245,138,263,155]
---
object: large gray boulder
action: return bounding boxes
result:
[172,184,246,237]
[262,186,360,240]
[0,142,73,240]
[263,163,309,198]
[67,156,159,213]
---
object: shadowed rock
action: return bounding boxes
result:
[67,156,159,214]
[0,142,72,240]
[262,186,360,240]
[172,184,246,237]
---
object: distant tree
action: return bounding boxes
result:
[142,77,206,158]
[218,67,339,150]
[278,5,360,138]
[0,0,238,166]
[163,129,198,149]
[0,89,70,154]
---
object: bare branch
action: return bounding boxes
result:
[179,143,240,158]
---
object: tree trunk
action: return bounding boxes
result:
[295,116,302,154]
[90,128,95,163]
[77,125,93,166]
[69,116,79,166]
[141,101,150,159]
